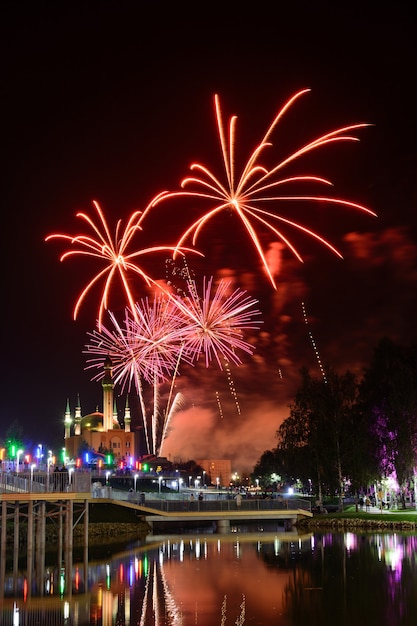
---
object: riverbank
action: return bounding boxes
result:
[296,506,417,532]
[4,502,151,549]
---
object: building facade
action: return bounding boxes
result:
[196,459,232,488]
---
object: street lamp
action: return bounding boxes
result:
[189,475,192,488]
[134,473,139,492]
[16,449,23,472]
[68,468,74,488]
[30,463,36,490]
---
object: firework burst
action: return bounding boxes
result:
[85,296,188,455]
[84,278,262,454]
[171,276,262,369]
[85,297,187,388]
[151,90,376,287]
[45,199,203,329]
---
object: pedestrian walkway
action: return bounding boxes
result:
[366,505,391,514]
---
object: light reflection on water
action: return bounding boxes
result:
[2,526,417,625]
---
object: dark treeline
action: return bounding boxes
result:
[252,338,417,508]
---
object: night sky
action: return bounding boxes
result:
[3,4,417,473]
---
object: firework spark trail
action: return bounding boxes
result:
[158,563,183,625]
[301,301,327,383]
[220,595,227,626]
[45,199,203,329]
[138,562,151,626]
[159,392,185,458]
[152,374,159,457]
[151,90,376,288]
[165,256,196,299]
[215,391,224,419]
[236,594,246,626]
[224,359,241,415]
[158,345,187,456]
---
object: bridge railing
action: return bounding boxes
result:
[130,496,311,514]
[0,470,91,494]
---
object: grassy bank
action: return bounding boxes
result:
[297,505,417,531]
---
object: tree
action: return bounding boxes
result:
[252,449,286,489]
[276,367,360,508]
[359,338,417,508]
[4,420,24,461]
[342,400,380,509]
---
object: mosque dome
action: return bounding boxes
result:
[80,411,104,431]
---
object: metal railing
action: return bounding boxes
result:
[123,493,312,514]
[0,470,91,494]
[0,470,311,514]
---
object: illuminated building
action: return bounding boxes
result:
[64,356,138,465]
[196,459,232,487]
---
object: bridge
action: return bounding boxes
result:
[0,469,312,611]
[113,492,312,532]
[0,469,312,538]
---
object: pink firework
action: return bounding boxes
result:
[85,296,188,455]
[171,276,262,370]
[151,90,376,287]
[84,278,262,454]
[45,199,203,329]
[85,296,187,390]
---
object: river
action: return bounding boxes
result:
[1,523,417,625]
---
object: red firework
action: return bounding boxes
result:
[45,199,203,329]
[150,90,376,287]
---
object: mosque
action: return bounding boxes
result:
[63,355,139,467]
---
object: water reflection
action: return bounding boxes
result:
[2,528,417,625]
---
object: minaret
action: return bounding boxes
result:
[124,395,131,433]
[102,355,114,432]
[113,398,119,426]
[74,393,82,435]
[64,398,72,439]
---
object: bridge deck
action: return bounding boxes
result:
[0,492,93,502]
[0,489,312,524]
[115,499,313,524]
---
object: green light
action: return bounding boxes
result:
[143,555,149,576]
[60,572,65,595]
